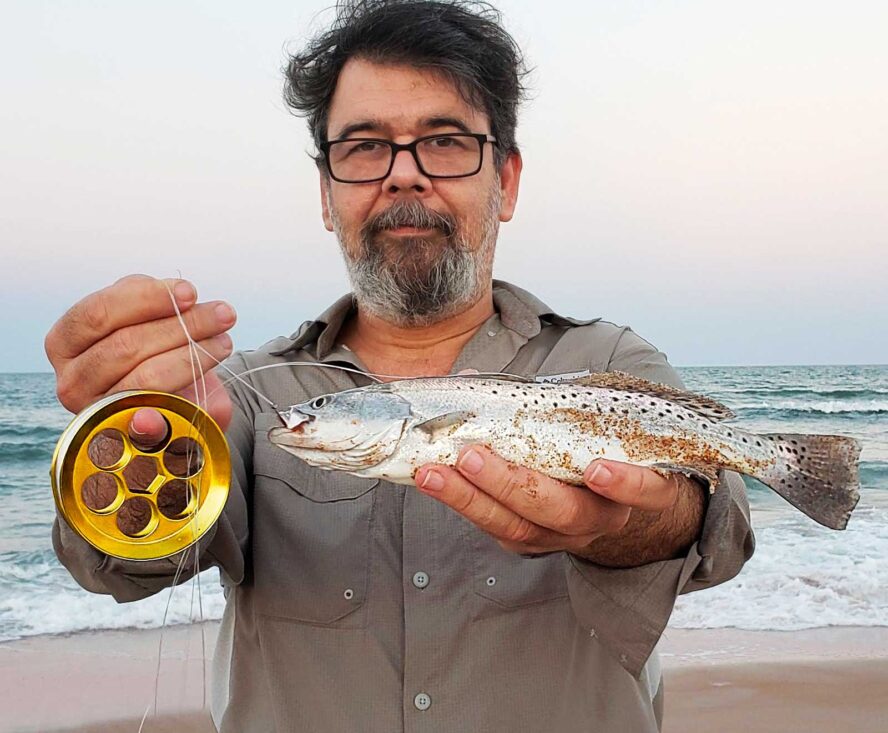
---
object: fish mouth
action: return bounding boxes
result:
[279,407,313,431]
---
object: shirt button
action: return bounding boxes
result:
[412,571,429,589]
[414,692,432,711]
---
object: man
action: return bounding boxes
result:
[45,2,753,730]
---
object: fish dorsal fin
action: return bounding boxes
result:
[414,410,476,441]
[565,371,736,421]
[457,372,534,383]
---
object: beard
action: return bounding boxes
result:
[331,189,501,327]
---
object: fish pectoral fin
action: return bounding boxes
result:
[414,411,475,442]
[650,463,719,493]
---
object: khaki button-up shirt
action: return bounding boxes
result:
[53,281,754,732]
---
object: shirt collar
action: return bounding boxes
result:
[267,280,594,359]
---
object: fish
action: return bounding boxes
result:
[267,371,861,530]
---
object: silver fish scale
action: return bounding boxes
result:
[368,377,778,485]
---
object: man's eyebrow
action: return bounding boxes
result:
[421,116,473,134]
[332,120,386,140]
[331,116,476,141]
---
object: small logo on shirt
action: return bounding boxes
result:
[535,369,591,384]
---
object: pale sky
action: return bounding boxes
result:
[1,0,886,372]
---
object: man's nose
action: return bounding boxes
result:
[384,149,431,193]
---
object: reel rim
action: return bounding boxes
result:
[51,391,230,561]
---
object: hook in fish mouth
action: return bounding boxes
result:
[279,407,313,432]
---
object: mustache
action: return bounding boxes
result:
[364,201,456,238]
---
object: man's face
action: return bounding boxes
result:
[321,58,521,326]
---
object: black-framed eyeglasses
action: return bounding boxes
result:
[320,132,497,184]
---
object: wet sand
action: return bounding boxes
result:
[1,624,887,732]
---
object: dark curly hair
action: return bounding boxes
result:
[283,0,528,169]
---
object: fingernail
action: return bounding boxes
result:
[215,303,236,325]
[215,332,233,350]
[174,281,196,303]
[458,449,484,475]
[421,470,444,491]
[587,463,613,487]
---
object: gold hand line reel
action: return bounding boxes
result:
[51,391,230,561]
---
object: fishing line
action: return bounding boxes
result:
[169,282,211,716]
[138,283,216,730]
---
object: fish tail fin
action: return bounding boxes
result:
[755,433,861,530]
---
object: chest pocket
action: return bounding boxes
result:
[251,415,378,627]
[471,532,570,620]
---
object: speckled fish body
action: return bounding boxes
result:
[268,373,861,530]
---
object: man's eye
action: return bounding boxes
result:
[351,141,383,154]
[431,136,458,148]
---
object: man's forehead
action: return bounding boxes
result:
[326,58,488,138]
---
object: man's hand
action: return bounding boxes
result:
[45,274,237,446]
[414,445,705,566]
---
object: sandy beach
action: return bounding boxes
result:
[1,624,887,732]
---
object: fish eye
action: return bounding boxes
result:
[310,395,331,410]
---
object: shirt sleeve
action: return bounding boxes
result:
[51,359,253,603]
[564,327,755,676]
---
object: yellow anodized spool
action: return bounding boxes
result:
[51,391,230,561]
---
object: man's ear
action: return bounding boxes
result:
[498,151,523,222]
[320,174,334,232]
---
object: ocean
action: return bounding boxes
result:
[1,366,886,641]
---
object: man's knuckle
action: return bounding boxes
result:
[608,507,631,533]
[79,294,112,334]
[109,328,140,363]
[500,465,528,501]
[115,273,150,286]
[552,495,586,531]
[476,497,502,528]
[134,362,160,389]
[55,374,77,409]
[454,486,481,515]
[43,329,59,360]
[506,517,538,545]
